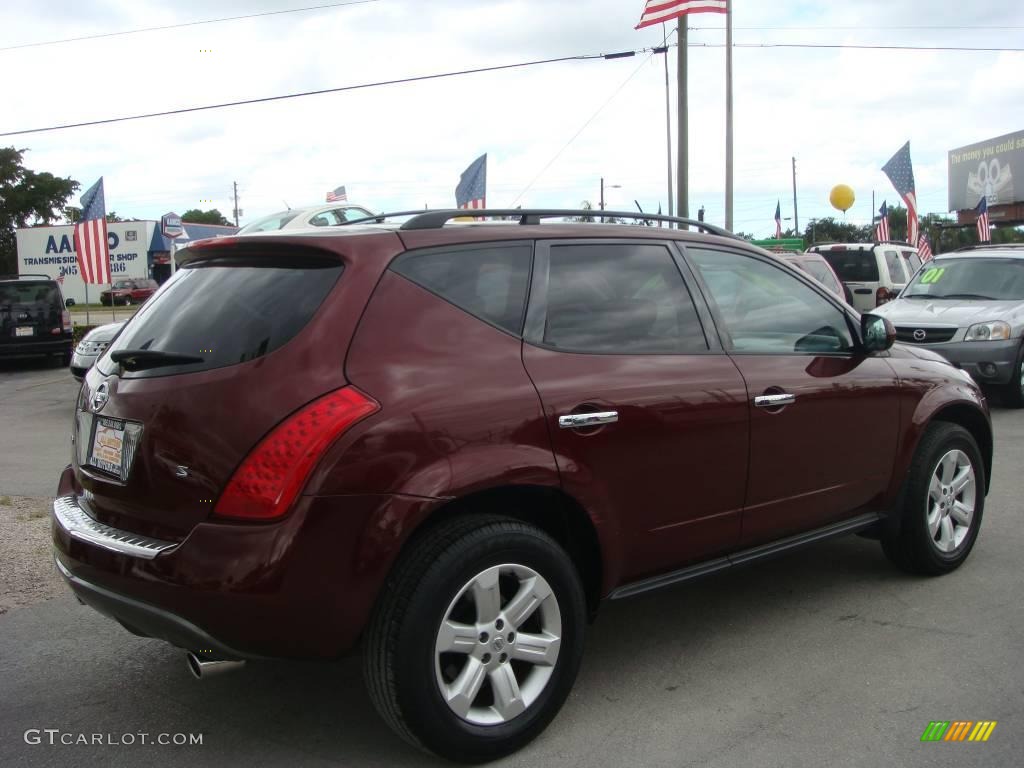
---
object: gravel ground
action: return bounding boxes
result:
[0,495,63,616]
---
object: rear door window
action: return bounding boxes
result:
[820,250,880,283]
[884,250,907,284]
[802,260,841,294]
[391,244,532,335]
[99,255,343,378]
[534,242,708,354]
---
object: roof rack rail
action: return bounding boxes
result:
[0,273,54,281]
[341,208,739,239]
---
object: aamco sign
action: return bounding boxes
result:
[161,212,184,239]
[15,221,157,304]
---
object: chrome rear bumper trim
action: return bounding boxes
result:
[52,494,178,560]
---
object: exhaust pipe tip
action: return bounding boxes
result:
[186,652,245,680]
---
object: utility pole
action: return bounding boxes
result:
[724,3,734,231]
[791,157,799,234]
[661,24,673,223]
[600,177,605,211]
[677,24,688,222]
[233,181,240,227]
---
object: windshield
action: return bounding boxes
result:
[237,210,302,234]
[903,258,1024,301]
[112,280,133,289]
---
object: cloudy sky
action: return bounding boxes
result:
[2,0,1023,237]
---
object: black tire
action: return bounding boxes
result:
[123,296,132,306]
[363,515,586,763]
[881,422,985,575]
[61,351,72,367]
[1000,341,1024,409]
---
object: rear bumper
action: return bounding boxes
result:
[51,467,436,659]
[913,338,1020,385]
[0,338,71,358]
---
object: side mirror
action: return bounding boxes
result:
[64,298,75,308]
[862,313,896,353]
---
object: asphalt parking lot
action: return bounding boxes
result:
[0,359,1022,767]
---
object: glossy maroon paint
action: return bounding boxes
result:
[52,224,993,661]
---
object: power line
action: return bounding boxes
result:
[0,0,380,52]
[1,50,656,137]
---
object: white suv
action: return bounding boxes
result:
[808,243,923,313]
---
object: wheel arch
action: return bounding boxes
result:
[930,403,993,492]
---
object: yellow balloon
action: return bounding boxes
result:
[830,184,856,213]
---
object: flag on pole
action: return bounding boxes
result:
[326,185,347,202]
[975,196,991,242]
[918,233,934,261]
[636,0,727,29]
[73,177,111,285]
[456,154,487,210]
[881,141,919,245]
[875,201,890,242]
[774,201,782,238]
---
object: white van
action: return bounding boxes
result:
[807,243,922,313]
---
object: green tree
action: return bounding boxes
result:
[181,208,231,226]
[804,217,871,246]
[0,147,78,273]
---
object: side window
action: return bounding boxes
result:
[689,248,855,355]
[903,250,922,274]
[309,211,341,227]
[337,208,372,222]
[884,250,906,284]
[540,243,708,354]
[392,245,531,334]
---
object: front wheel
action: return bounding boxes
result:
[123,296,133,306]
[882,422,985,575]
[363,515,586,763]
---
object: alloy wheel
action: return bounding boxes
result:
[434,563,562,726]
[926,449,976,553]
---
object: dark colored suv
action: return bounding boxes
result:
[99,277,158,306]
[53,211,992,763]
[1,274,73,364]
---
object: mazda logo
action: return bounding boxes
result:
[91,382,109,413]
[913,329,927,342]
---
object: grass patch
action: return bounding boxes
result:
[0,496,11,506]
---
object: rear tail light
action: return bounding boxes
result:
[213,387,379,521]
[876,287,893,305]
[62,310,72,332]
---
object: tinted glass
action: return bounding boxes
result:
[99,257,342,378]
[690,248,854,354]
[541,243,707,354]
[820,250,880,282]
[802,260,840,294]
[337,207,373,221]
[903,257,1024,301]
[0,282,60,308]
[309,211,340,227]
[393,245,531,334]
[903,250,922,273]
[884,250,906,283]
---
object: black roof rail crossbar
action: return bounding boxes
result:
[395,208,739,238]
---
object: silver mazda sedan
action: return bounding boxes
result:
[873,245,1024,406]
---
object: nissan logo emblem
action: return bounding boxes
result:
[913,329,927,342]
[91,382,110,413]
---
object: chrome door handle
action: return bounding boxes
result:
[558,411,618,429]
[753,394,796,408]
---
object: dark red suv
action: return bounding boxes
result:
[99,277,158,306]
[53,210,992,762]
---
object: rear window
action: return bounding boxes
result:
[802,261,840,294]
[99,256,342,378]
[884,250,906,284]
[820,250,880,283]
[391,244,531,334]
[0,282,61,308]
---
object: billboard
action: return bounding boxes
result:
[15,221,156,304]
[948,129,1024,212]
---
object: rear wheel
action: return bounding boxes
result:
[123,296,133,306]
[1000,342,1024,409]
[882,422,985,575]
[363,515,586,763]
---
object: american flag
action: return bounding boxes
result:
[875,201,890,242]
[918,233,934,261]
[881,142,919,245]
[976,196,991,242]
[774,201,782,238]
[456,154,487,210]
[73,177,111,285]
[326,185,347,202]
[636,0,727,29]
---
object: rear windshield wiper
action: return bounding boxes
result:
[109,349,204,371]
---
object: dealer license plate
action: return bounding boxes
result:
[89,417,126,476]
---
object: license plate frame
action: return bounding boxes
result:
[88,417,127,476]
[15,326,34,337]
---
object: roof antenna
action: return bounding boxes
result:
[283,200,290,210]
